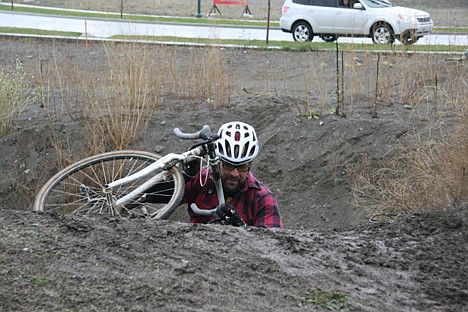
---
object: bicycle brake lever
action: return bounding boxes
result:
[199,127,219,141]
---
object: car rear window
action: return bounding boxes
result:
[292,0,338,7]
[292,0,310,4]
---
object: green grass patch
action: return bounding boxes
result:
[30,276,49,286]
[1,26,464,54]
[297,288,348,310]
[433,27,467,34]
[0,26,82,37]
[113,35,468,54]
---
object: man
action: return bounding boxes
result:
[182,121,283,228]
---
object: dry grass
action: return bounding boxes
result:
[352,119,468,214]
[0,59,36,135]
[82,43,163,153]
[350,73,468,215]
[318,48,468,215]
[38,41,229,159]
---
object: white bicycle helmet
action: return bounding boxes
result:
[216,121,259,165]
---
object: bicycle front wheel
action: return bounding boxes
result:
[33,150,185,219]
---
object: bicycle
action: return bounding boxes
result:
[33,125,229,221]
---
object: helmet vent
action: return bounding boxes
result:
[218,143,225,156]
[226,143,231,158]
[249,146,257,157]
[241,142,250,158]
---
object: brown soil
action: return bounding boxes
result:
[1,208,467,311]
[0,4,467,310]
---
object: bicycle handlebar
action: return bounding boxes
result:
[174,125,219,141]
[190,203,218,216]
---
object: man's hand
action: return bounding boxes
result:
[213,204,245,227]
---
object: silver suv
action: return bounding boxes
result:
[280,0,433,44]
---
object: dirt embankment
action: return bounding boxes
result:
[1,207,467,311]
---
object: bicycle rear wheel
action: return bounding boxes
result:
[33,150,184,219]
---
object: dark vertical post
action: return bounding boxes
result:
[335,41,340,115]
[120,0,124,18]
[197,0,202,18]
[266,0,271,44]
[372,54,381,118]
[341,51,345,114]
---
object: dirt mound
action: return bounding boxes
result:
[1,207,467,311]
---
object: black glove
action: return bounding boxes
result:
[213,204,245,227]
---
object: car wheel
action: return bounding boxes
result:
[292,21,313,42]
[371,23,394,44]
[320,34,337,42]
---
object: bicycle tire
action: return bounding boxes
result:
[33,150,185,220]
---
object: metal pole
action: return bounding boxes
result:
[11,0,13,10]
[120,0,124,18]
[196,0,202,18]
[266,0,271,44]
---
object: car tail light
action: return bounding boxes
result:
[282,5,290,14]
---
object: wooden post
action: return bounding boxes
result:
[85,20,88,50]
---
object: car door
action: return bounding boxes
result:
[332,0,368,35]
[305,0,338,33]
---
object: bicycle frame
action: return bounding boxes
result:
[105,149,202,208]
[104,126,226,216]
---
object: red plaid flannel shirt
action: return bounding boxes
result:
[182,170,283,228]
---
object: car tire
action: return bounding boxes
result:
[292,21,313,42]
[371,23,394,44]
[320,34,338,42]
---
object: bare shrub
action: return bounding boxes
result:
[326,130,347,186]
[160,45,229,110]
[349,53,467,216]
[395,52,441,113]
[39,41,231,162]
[352,110,468,215]
[199,45,229,109]
[438,62,468,111]
[0,59,36,135]
[40,42,162,156]
[291,52,334,118]
[81,42,162,153]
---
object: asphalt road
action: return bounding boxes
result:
[1,10,467,46]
